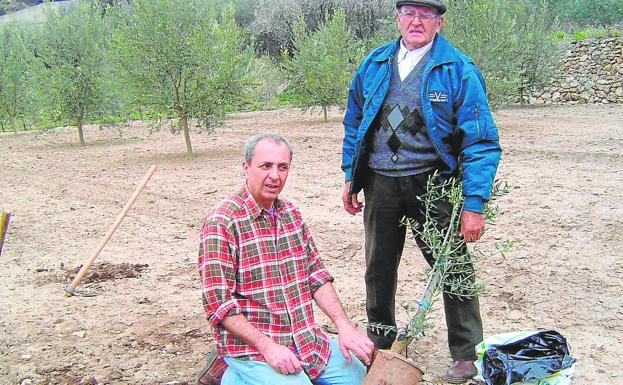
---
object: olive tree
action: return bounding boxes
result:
[32,0,111,145]
[250,0,394,56]
[551,0,623,27]
[336,0,394,46]
[252,0,302,57]
[513,0,562,104]
[114,0,254,158]
[443,0,518,105]
[444,0,560,105]
[282,11,364,121]
[0,23,33,133]
[299,0,339,32]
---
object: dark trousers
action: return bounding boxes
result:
[363,171,483,360]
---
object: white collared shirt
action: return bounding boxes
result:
[397,39,433,81]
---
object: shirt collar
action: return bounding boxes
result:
[240,184,282,219]
[398,39,434,63]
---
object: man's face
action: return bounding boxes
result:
[395,5,444,50]
[243,139,291,209]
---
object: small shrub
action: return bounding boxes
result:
[281,11,364,121]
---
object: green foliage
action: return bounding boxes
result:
[444,0,561,106]
[2,0,618,137]
[0,0,39,16]
[30,0,111,144]
[369,174,511,349]
[359,16,397,52]
[113,0,255,157]
[563,27,623,40]
[250,0,394,58]
[513,0,562,104]
[550,0,623,27]
[0,22,35,132]
[443,0,516,105]
[246,55,287,110]
[337,0,395,48]
[573,28,589,40]
[252,0,301,57]
[281,10,364,121]
[552,31,566,40]
[208,0,258,26]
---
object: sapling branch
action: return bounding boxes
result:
[365,173,511,355]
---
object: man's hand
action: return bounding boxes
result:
[342,181,363,215]
[257,340,302,375]
[336,321,375,365]
[312,282,375,365]
[460,210,485,242]
[221,314,301,375]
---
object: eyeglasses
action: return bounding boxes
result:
[399,11,438,23]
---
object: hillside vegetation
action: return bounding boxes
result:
[0,0,621,153]
[0,0,40,16]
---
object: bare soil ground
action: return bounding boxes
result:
[1,104,621,385]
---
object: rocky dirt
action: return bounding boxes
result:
[0,104,621,385]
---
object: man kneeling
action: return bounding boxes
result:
[198,133,374,385]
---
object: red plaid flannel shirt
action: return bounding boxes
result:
[198,186,333,379]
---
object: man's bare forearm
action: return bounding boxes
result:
[313,282,353,329]
[221,314,273,352]
[313,281,375,364]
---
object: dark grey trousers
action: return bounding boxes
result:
[363,171,483,360]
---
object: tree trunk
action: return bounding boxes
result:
[138,106,144,120]
[77,116,85,146]
[1,121,5,132]
[178,108,194,159]
[22,119,27,131]
[323,106,328,122]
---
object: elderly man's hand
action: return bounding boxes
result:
[258,340,302,375]
[336,321,375,366]
[342,181,363,215]
[460,210,485,242]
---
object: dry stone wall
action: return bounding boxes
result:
[529,37,623,105]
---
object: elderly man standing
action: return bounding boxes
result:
[340,0,501,383]
[199,133,374,385]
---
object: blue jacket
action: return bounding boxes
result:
[342,34,501,213]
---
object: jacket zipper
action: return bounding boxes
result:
[474,105,480,138]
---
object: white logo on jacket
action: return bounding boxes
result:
[429,91,448,102]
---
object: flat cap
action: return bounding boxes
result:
[395,0,447,15]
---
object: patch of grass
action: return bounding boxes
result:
[553,27,623,41]
[275,91,297,104]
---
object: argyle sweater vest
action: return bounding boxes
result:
[367,49,441,177]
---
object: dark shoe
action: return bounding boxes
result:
[196,349,227,385]
[445,361,477,384]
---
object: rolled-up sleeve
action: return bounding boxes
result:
[198,218,241,327]
[302,222,334,292]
